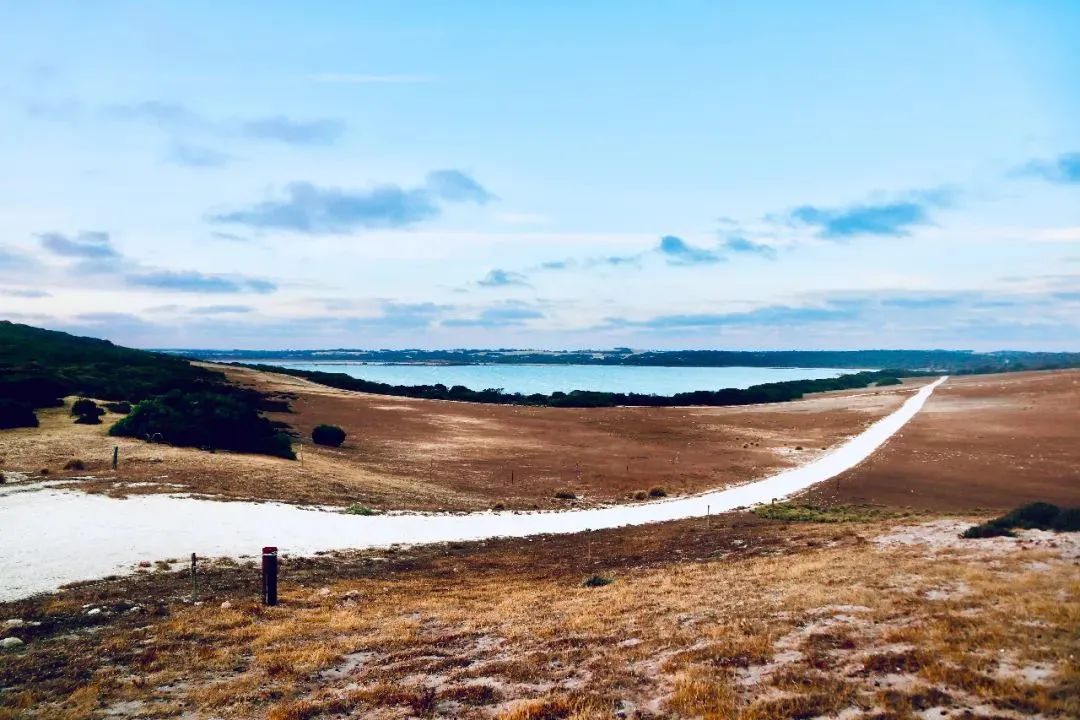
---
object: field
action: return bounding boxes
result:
[1,368,1078,719]
[0,364,925,510]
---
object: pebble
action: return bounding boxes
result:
[317,587,331,597]
[220,601,232,610]
[86,608,102,616]
[1,637,23,649]
[3,619,24,628]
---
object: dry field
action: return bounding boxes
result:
[0,512,1077,720]
[0,365,922,510]
[805,369,1080,511]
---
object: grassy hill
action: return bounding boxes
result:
[0,320,220,408]
[0,321,294,458]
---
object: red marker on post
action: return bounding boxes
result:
[261,546,278,606]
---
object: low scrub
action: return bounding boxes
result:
[0,398,38,429]
[109,389,295,459]
[311,424,346,447]
[343,503,379,516]
[71,398,105,425]
[648,486,668,498]
[581,574,614,588]
[754,502,892,523]
[104,401,132,414]
[962,502,1080,538]
[553,489,577,500]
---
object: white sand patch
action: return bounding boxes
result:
[0,378,947,601]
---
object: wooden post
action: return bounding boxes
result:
[190,553,197,602]
[261,546,278,606]
[706,505,710,529]
[112,446,118,470]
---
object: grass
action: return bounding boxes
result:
[753,501,896,523]
[3,517,1077,720]
[343,503,380,516]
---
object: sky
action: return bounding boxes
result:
[0,1,1078,351]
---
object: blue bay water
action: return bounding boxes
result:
[259,362,862,396]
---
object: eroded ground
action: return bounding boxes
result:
[0,365,922,510]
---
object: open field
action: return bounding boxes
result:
[804,369,1080,511]
[1,511,1077,720]
[1,369,1078,719]
[0,364,924,510]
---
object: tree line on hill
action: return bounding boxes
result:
[235,363,917,408]
[0,321,295,458]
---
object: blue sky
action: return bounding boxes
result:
[1,1,1078,350]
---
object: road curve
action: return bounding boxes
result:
[0,377,947,601]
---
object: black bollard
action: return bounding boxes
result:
[261,546,278,606]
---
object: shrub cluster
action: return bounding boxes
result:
[312,424,347,447]
[71,398,105,425]
[962,502,1080,538]
[109,389,295,459]
[0,398,38,429]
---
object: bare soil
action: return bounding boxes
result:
[0,365,921,510]
[802,369,1080,511]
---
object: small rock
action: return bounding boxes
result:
[317,587,331,597]
[3,619,24,628]
[220,601,232,610]
[86,608,102,616]
[1,637,23,650]
[138,561,152,568]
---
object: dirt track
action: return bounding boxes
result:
[0,365,919,510]
[802,369,1080,510]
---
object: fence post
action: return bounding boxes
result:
[190,553,197,602]
[261,546,278,606]
[112,446,119,470]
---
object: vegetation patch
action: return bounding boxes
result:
[109,390,295,459]
[71,398,105,425]
[753,502,894,523]
[311,424,346,447]
[962,501,1080,538]
[581,574,613,588]
[343,504,379,516]
[553,489,577,500]
[0,398,38,429]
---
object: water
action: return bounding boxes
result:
[256,362,864,395]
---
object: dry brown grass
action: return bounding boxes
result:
[4,518,1077,719]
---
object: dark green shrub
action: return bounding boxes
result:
[71,398,105,424]
[110,390,294,459]
[875,377,902,386]
[344,503,378,516]
[0,399,38,429]
[581,575,613,588]
[104,401,132,414]
[962,502,1080,538]
[311,424,347,447]
[648,486,668,498]
[553,489,577,500]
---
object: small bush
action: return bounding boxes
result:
[311,424,346,447]
[875,377,902,387]
[633,490,648,501]
[64,459,86,471]
[344,503,379,516]
[962,502,1080,538]
[648,486,668,498]
[0,398,38,429]
[582,575,613,588]
[71,398,105,424]
[553,489,577,500]
[104,401,132,414]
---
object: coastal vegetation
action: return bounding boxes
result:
[232,364,926,408]
[962,501,1080,537]
[311,424,347,447]
[0,322,294,459]
[180,346,1080,372]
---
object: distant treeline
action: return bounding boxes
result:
[180,347,1080,371]
[236,363,922,408]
